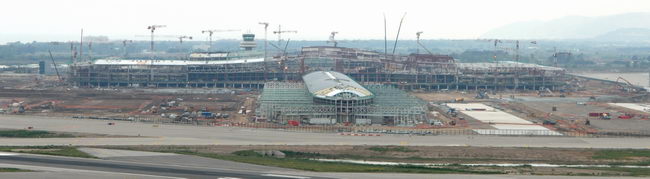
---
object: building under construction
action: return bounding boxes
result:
[68,45,566,91]
[256,71,428,125]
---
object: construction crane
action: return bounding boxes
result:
[47,50,61,81]
[135,35,192,44]
[201,29,240,51]
[271,39,291,81]
[177,36,192,43]
[391,13,407,56]
[122,40,133,57]
[327,31,338,47]
[477,39,536,90]
[478,39,536,63]
[259,22,270,80]
[147,25,166,52]
[415,31,433,55]
[273,25,297,46]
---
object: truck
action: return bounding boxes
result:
[588,112,611,120]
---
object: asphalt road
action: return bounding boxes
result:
[1,115,650,148]
[2,152,649,179]
[0,152,319,179]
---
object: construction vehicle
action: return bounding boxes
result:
[589,112,611,120]
[475,90,489,99]
[537,87,566,97]
[600,113,611,120]
[543,120,557,125]
[447,108,458,117]
[618,113,634,119]
[615,77,646,93]
[538,87,554,97]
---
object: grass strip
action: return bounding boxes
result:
[0,168,33,172]
[593,149,650,160]
[167,149,502,174]
[0,130,74,138]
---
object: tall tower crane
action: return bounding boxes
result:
[273,25,297,46]
[478,39,536,64]
[415,31,433,55]
[147,25,166,52]
[327,31,339,47]
[177,36,192,44]
[259,22,270,80]
[479,39,537,90]
[201,29,240,51]
[135,35,193,44]
[122,40,133,57]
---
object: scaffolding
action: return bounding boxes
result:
[256,81,427,126]
[69,46,567,91]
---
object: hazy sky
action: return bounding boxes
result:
[1,0,649,44]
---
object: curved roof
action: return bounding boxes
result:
[302,71,373,99]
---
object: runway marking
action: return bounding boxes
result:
[0,163,184,179]
[261,174,310,179]
[15,152,310,178]
[0,152,19,156]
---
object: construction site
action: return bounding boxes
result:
[0,23,649,138]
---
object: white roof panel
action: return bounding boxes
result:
[93,58,265,66]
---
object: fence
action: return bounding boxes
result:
[58,115,650,138]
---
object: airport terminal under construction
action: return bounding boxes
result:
[68,46,567,91]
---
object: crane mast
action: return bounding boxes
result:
[147,25,166,52]
[201,29,240,51]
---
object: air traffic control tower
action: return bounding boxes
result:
[240,33,257,51]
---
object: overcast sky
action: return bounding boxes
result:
[1,0,649,44]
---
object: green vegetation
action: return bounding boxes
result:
[157,149,502,174]
[97,146,650,176]
[0,168,32,172]
[593,150,650,160]
[0,130,74,138]
[368,146,417,153]
[589,167,650,176]
[0,146,96,158]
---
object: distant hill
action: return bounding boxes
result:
[593,28,650,42]
[481,12,650,40]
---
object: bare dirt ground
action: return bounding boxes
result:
[0,84,253,125]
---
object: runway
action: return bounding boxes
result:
[0,152,318,179]
[2,151,649,179]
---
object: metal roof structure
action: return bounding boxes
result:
[256,82,427,126]
[92,58,265,66]
[302,71,373,99]
[457,61,564,72]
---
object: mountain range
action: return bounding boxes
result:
[481,12,650,41]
